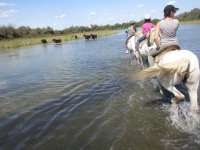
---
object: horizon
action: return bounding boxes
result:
[0,0,199,30]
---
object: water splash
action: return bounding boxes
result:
[136,80,145,89]
[163,102,200,143]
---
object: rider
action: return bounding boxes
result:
[135,14,154,50]
[125,20,137,53]
[148,5,180,66]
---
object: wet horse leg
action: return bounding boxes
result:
[130,50,134,60]
[134,50,144,68]
[185,69,200,113]
[167,86,185,106]
[160,73,185,106]
[186,83,199,113]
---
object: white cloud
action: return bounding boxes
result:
[0,9,18,18]
[0,2,15,6]
[166,0,177,5]
[89,12,96,15]
[54,14,66,19]
[137,4,144,8]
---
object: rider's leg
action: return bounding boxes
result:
[147,44,170,66]
[136,35,146,48]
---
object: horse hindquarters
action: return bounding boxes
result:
[127,36,143,65]
[127,36,136,51]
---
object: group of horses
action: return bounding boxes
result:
[127,28,200,114]
[41,38,62,44]
[84,34,97,40]
[41,34,98,44]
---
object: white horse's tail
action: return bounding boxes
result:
[135,58,190,79]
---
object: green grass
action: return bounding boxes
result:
[0,30,117,49]
[180,20,200,24]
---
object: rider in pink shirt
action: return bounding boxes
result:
[136,14,154,49]
[142,22,154,36]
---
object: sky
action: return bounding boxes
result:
[0,0,199,29]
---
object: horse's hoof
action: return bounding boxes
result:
[171,98,178,108]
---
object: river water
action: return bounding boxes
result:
[0,25,200,150]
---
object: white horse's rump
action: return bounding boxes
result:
[127,35,144,66]
[127,36,139,61]
[136,50,200,113]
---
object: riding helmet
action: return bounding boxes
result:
[144,14,151,20]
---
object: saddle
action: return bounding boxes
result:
[153,45,180,63]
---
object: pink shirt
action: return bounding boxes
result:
[142,22,154,36]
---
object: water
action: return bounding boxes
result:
[0,25,200,150]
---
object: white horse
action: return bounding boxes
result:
[127,33,144,66]
[135,29,200,113]
[127,31,155,67]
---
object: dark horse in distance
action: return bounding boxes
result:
[41,39,47,44]
[53,39,62,43]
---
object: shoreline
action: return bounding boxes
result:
[0,30,117,49]
[180,20,200,24]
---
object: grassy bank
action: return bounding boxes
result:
[180,20,200,24]
[0,30,117,49]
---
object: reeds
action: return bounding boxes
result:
[0,30,117,49]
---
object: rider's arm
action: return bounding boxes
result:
[154,21,160,48]
[142,25,145,34]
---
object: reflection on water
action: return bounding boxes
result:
[0,25,200,149]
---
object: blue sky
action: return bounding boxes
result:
[0,0,199,29]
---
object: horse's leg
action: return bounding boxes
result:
[132,51,138,64]
[185,69,200,113]
[167,86,185,106]
[138,53,144,69]
[169,72,185,104]
[151,78,162,92]
[130,50,133,60]
[186,82,199,113]
[160,74,185,106]
[134,50,142,66]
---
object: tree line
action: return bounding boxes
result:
[0,19,160,40]
[2,6,199,41]
[176,8,200,21]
